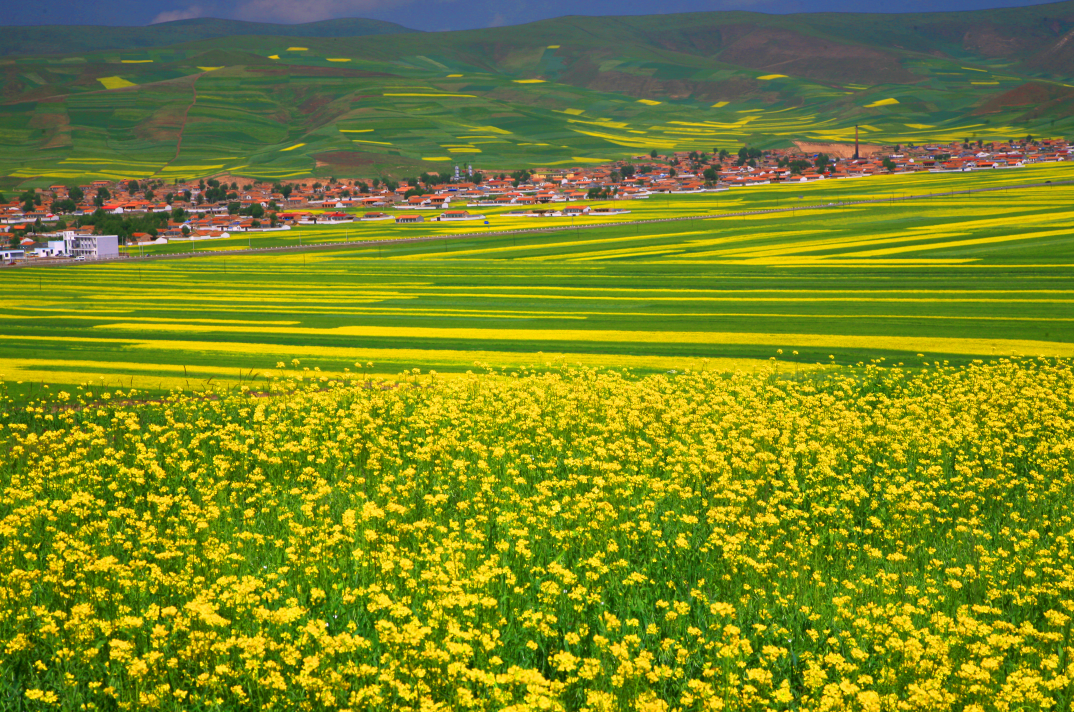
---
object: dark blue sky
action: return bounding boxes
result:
[1,0,1059,32]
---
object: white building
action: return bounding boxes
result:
[1,249,25,261]
[63,232,119,260]
[34,239,68,257]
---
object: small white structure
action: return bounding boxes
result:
[1,249,25,261]
[63,232,119,260]
[436,210,486,222]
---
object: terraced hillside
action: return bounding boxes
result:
[2,4,1074,185]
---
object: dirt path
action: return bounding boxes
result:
[154,72,204,176]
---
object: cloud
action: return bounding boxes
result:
[233,0,413,23]
[150,5,205,24]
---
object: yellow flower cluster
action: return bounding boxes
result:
[1,359,1072,710]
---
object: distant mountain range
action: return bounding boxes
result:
[2,3,1072,185]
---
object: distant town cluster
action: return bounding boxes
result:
[2,137,1065,264]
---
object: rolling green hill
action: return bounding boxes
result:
[0,17,417,57]
[2,4,1073,186]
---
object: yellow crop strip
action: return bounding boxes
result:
[384,93,478,98]
[89,322,1074,357]
[97,76,136,89]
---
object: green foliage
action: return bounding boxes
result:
[78,207,169,241]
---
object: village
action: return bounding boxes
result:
[1,137,1065,263]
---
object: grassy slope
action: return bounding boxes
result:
[0,17,418,57]
[2,5,1074,186]
[2,163,1073,397]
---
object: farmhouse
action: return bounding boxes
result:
[437,210,485,221]
[395,214,424,224]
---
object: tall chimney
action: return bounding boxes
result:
[854,125,860,160]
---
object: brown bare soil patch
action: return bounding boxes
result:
[794,141,883,159]
[313,151,425,175]
[973,82,1074,116]
[29,113,68,129]
[716,26,917,85]
[561,57,756,102]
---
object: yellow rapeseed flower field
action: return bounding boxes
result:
[2,358,1073,710]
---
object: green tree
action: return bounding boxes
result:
[172,206,186,222]
[814,153,829,173]
[620,164,635,179]
[127,180,139,194]
[650,149,658,159]
[52,198,78,214]
[703,167,718,182]
[68,186,84,202]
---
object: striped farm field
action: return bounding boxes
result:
[3,164,1074,397]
